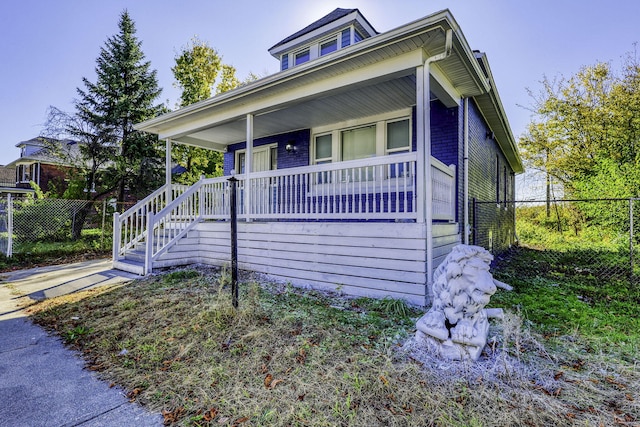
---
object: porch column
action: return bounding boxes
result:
[416,64,434,292]
[245,114,254,221]
[165,138,172,202]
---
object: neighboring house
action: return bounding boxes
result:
[0,166,32,197]
[5,137,81,194]
[114,8,523,305]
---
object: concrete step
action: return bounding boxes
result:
[113,259,145,275]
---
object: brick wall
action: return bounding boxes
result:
[223,129,311,175]
[466,99,516,254]
[429,100,462,225]
[40,164,71,193]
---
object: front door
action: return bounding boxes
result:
[237,145,277,173]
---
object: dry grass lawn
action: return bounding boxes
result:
[28,266,639,426]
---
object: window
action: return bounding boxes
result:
[503,165,508,207]
[294,49,310,66]
[341,125,376,161]
[354,29,364,43]
[237,152,246,174]
[320,37,338,56]
[236,144,278,173]
[386,119,411,178]
[281,54,289,71]
[270,146,278,171]
[341,28,351,48]
[311,113,412,165]
[495,156,500,205]
[386,119,410,153]
[314,134,332,164]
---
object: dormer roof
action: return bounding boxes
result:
[268,8,377,59]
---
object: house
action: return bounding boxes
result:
[5,137,82,194]
[113,8,523,306]
[0,166,32,197]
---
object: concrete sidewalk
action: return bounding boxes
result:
[0,259,163,427]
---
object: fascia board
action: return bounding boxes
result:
[157,49,425,140]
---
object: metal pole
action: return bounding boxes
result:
[228,176,239,309]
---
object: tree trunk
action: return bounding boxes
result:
[118,178,126,207]
[71,203,92,241]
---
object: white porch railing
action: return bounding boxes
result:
[239,152,418,220]
[113,153,456,273]
[112,183,188,261]
[432,160,457,221]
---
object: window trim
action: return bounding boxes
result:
[283,28,362,70]
[385,118,411,154]
[311,109,412,165]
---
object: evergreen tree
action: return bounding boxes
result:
[73,10,164,202]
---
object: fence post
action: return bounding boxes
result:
[7,194,13,257]
[228,176,239,309]
[112,212,120,261]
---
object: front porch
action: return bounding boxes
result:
[112,154,458,305]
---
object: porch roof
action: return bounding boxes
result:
[136,9,523,173]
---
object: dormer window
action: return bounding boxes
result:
[320,37,338,56]
[294,48,310,66]
[341,29,351,48]
[269,8,377,72]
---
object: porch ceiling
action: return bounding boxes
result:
[181,73,418,148]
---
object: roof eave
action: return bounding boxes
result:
[473,53,523,173]
[136,10,476,134]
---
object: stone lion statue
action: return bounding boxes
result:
[415,244,511,360]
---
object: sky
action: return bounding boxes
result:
[1,0,639,194]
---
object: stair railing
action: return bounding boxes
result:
[112,183,188,262]
[143,180,204,273]
[142,176,229,273]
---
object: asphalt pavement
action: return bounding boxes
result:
[0,259,163,427]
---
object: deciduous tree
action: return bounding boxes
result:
[171,38,259,184]
[521,49,640,200]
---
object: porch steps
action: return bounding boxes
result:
[112,258,145,275]
[124,248,146,264]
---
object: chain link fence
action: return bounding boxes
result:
[474,198,640,286]
[0,195,134,256]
